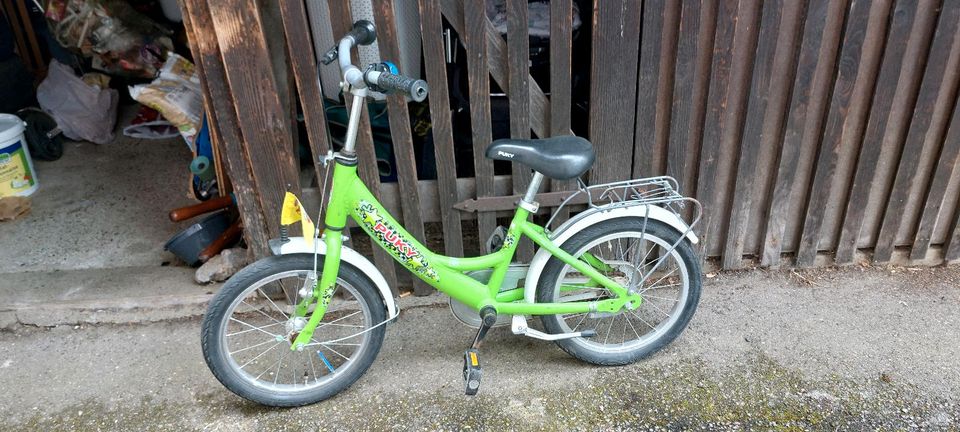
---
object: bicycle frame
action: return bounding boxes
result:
[289,157,640,348]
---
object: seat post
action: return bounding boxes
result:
[521,172,545,211]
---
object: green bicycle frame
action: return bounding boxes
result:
[291,160,640,348]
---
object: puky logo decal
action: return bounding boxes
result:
[357,201,439,282]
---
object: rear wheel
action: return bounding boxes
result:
[201,254,386,407]
[536,218,701,365]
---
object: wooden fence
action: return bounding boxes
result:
[180,0,960,293]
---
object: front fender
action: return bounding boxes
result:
[270,237,398,320]
[522,205,698,304]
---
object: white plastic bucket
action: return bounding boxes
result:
[0,113,39,197]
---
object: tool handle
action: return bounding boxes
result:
[169,195,233,222]
[198,220,243,263]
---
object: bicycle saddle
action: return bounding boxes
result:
[485,136,595,180]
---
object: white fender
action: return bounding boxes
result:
[271,237,398,320]
[522,205,698,303]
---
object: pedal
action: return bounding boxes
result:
[462,349,482,395]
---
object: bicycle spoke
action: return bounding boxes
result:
[226,321,284,337]
[256,287,290,320]
[229,317,282,338]
[239,300,285,325]
[229,338,281,356]
[240,341,282,370]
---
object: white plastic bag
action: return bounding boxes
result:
[36,60,119,144]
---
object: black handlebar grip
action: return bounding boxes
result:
[347,20,376,46]
[376,72,429,102]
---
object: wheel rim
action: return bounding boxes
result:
[217,269,374,394]
[551,231,690,353]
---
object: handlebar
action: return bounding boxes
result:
[364,70,429,102]
[320,20,429,102]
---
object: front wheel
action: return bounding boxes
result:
[201,254,387,407]
[536,218,702,366]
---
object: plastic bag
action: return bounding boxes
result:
[36,60,118,144]
[129,53,203,150]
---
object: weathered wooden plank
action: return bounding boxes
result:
[180,0,272,257]
[549,0,574,224]
[507,0,532,195]
[910,9,960,260]
[208,0,301,238]
[722,0,783,268]
[866,0,943,263]
[418,0,464,257]
[747,0,808,256]
[657,0,682,181]
[694,0,737,256]
[634,0,668,178]
[684,0,719,201]
[589,0,642,185]
[370,0,431,295]
[943,104,960,261]
[278,0,332,198]
[760,0,835,266]
[463,1,498,250]
[795,0,875,267]
[505,0,534,261]
[328,0,400,290]
[435,0,551,140]
[832,0,922,264]
[712,0,763,269]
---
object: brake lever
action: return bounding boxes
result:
[320,46,338,66]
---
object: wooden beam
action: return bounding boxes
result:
[418,0,465,257]
[463,1,498,248]
[328,0,400,291]
[180,0,272,257]
[371,0,431,295]
[867,0,943,263]
[794,0,876,267]
[760,0,838,266]
[207,0,301,239]
[909,3,960,260]
[588,0,642,185]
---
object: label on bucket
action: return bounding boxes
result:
[0,140,35,196]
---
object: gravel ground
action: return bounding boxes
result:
[0,265,958,431]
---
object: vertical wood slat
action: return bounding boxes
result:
[910,9,960,260]
[833,0,922,264]
[866,0,942,263]
[206,0,302,238]
[794,0,877,267]
[371,0,431,295]
[713,0,763,269]
[657,0,682,182]
[589,0,642,185]
[942,104,960,260]
[327,0,400,290]
[179,0,272,257]
[549,0,574,224]
[634,0,668,178]
[278,0,332,200]
[671,1,711,199]
[505,0,534,260]
[462,1,498,249]
[418,0,465,257]
[748,0,808,257]
[722,0,784,268]
[11,0,44,75]
[761,0,842,266]
[694,0,737,256]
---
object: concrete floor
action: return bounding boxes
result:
[0,114,196,273]
[0,266,957,430]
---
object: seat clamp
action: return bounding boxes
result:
[519,200,539,213]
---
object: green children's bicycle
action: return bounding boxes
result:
[200,20,703,407]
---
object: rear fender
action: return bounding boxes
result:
[522,205,698,304]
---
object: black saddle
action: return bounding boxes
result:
[485,136,595,180]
